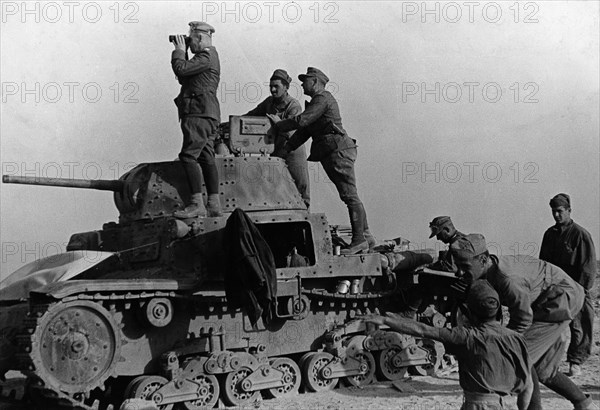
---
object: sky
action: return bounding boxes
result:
[1,1,599,278]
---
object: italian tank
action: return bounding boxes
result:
[0,116,458,409]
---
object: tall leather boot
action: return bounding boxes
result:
[206,193,223,217]
[341,204,368,254]
[363,212,377,251]
[174,193,207,219]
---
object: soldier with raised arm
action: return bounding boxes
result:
[243,69,310,207]
[363,280,533,410]
[451,233,595,410]
[171,21,222,218]
[269,67,375,254]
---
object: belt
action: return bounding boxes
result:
[463,392,503,406]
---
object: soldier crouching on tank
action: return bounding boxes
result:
[399,216,468,319]
[363,280,533,410]
[267,67,375,254]
[171,21,222,218]
[237,69,311,207]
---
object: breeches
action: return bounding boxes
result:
[179,116,217,165]
[320,148,361,206]
[524,320,570,382]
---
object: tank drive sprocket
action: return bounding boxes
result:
[20,300,122,398]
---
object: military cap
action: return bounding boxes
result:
[298,67,329,84]
[270,69,292,86]
[188,21,215,35]
[549,193,570,209]
[467,280,500,319]
[450,233,488,260]
[428,216,453,238]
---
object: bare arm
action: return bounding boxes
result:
[362,313,441,341]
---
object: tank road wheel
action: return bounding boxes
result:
[29,300,121,395]
[342,350,376,387]
[302,352,338,392]
[298,351,314,371]
[181,374,220,410]
[376,347,408,381]
[126,375,173,410]
[220,367,259,407]
[409,340,444,376]
[265,357,301,398]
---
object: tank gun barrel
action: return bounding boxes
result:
[2,175,124,192]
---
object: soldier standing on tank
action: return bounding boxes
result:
[171,21,222,218]
[539,193,597,377]
[451,233,596,410]
[241,69,310,207]
[268,67,374,254]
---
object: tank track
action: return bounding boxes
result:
[15,291,181,410]
[11,285,410,410]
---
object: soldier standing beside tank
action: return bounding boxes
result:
[363,280,533,410]
[268,67,374,254]
[171,21,222,218]
[242,69,310,207]
[451,234,596,410]
[539,193,597,377]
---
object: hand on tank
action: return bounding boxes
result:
[173,35,187,51]
[266,113,281,124]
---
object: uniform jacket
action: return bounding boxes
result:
[171,46,220,121]
[485,255,584,333]
[276,90,356,162]
[245,94,302,155]
[224,208,277,327]
[437,321,531,396]
[540,220,597,290]
[429,231,466,273]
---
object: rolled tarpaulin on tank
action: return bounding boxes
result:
[0,251,116,301]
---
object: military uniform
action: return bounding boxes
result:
[246,93,310,207]
[430,231,466,272]
[171,22,221,207]
[401,217,465,316]
[438,321,530,409]
[540,218,596,366]
[375,280,531,410]
[452,234,594,410]
[476,254,583,375]
[275,68,370,252]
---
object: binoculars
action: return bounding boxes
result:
[168,35,191,45]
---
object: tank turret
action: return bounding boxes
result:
[3,158,306,223]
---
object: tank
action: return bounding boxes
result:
[0,116,459,410]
